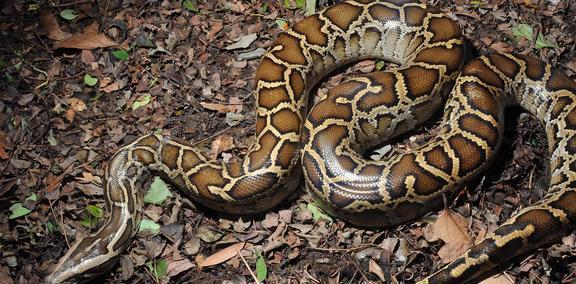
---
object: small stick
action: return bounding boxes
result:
[234,247,259,284]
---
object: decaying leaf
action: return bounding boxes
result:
[54,22,118,49]
[479,274,515,284]
[368,258,386,282]
[167,258,195,277]
[210,135,235,159]
[427,209,473,263]
[198,242,245,269]
[39,10,72,41]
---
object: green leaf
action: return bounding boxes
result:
[132,93,152,110]
[375,60,386,71]
[535,33,558,49]
[260,3,268,13]
[146,259,168,279]
[81,205,103,228]
[275,19,289,31]
[512,24,533,41]
[225,112,245,127]
[283,0,305,9]
[46,222,58,234]
[60,9,78,20]
[305,0,317,16]
[112,50,129,61]
[183,0,199,12]
[84,74,98,86]
[25,193,37,202]
[85,205,103,218]
[307,203,333,223]
[144,177,172,205]
[255,250,267,281]
[9,203,31,219]
[139,219,161,234]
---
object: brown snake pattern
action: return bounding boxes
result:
[46,0,576,283]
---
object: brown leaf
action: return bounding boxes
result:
[167,258,195,277]
[490,41,514,53]
[64,109,75,123]
[429,209,473,263]
[207,20,223,41]
[102,83,120,93]
[198,242,245,269]
[54,22,118,49]
[67,98,87,112]
[76,172,101,183]
[200,102,241,113]
[479,274,514,284]
[262,212,279,229]
[210,135,234,159]
[0,132,10,160]
[80,50,96,65]
[368,258,386,282]
[39,10,72,41]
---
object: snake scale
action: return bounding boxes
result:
[46,0,576,283]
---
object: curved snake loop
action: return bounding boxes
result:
[47,1,576,283]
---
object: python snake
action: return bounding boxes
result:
[47,0,576,283]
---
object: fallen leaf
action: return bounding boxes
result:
[54,22,118,49]
[479,274,514,284]
[200,102,241,113]
[64,109,75,123]
[0,131,10,159]
[198,242,245,269]
[224,33,257,50]
[368,258,386,282]
[68,98,87,112]
[39,9,72,41]
[207,20,223,41]
[10,158,31,169]
[167,258,195,277]
[210,135,234,159]
[101,82,120,93]
[427,209,473,263]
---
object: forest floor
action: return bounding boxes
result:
[1,0,576,283]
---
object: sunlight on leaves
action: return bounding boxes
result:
[144,177,172,205]
[146,259,168,279]
[512,23,533,41]
[132,93,152,111]
[139,219,161,234]
[9,203,31,219]
[84,74,98,86]
[112,50,129,61]
[60,9,78,21]
[307,203,333,223]
[535,33,558,49]
[183,0,199,12]
[255,250,268,281]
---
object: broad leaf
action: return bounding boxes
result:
[144,177,172,205]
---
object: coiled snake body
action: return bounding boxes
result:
[47,0,576,283]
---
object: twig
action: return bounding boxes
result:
[309,244,376,253]
[49,0,91,8]
[191,125,234,146]
[234,247,259,284]
[343,255,372,284]
[48,198,71,249]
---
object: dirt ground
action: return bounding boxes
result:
[1,0,576,283]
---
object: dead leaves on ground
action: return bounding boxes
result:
[426,209,473,263]
[2,0,576,283]
[39,11,118,50]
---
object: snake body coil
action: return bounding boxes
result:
[47,0,576,283]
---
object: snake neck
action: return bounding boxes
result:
[47,145,144,283]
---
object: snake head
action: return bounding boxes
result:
[45,233,123,283]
